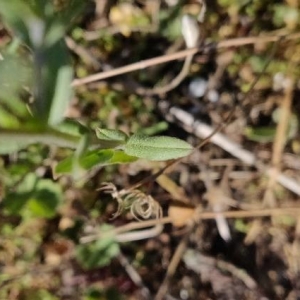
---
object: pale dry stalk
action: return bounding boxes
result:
[71,32,300,87]
[263,76,295,207]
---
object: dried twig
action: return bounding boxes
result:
[263,76,295,206]
[183,249,257,289]
[154,225,193,300]
[65,36,101,70]
[202,164,234,241]
[71,32,300,87]
[120,39,278,195]
[134,54,194,96]
[118,251,151,299]
[160,102,300,197]
[80,207,300,244]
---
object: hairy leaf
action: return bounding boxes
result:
[124,134,194,161]
[96,128,128,142]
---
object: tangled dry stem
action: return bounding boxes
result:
[98,182,162,221]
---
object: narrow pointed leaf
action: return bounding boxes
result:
[95,128,128,142]
[53,119,89,137]
[54,156,74,174]
[106,150,138,164]
[55,149,114,174]
[95,128,128,149]
[48,65,73,126]
[80,149,114,169]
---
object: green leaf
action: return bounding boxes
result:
[27,179,62,218]
[0,52,32,99]
[272,108,299,140]
[0,97,30,120]
[0,106,20,128]
[54,149,138,175]
[95,128,128,142]
[0,0,34,45]
[138,121,168,136]
[0,141,29,154]
[244,126,276,143]
[94,128,129,149]
[54,156,75,175]
[76,225,119,269]
[34,40,71,124]
[42,1,86,47]
[3,174,62,218]
[3,173,38,214]
[0,0,83,124]
[273,4,299,28]
[80,149,114,169]
[245,110,299,143]
[48,65,73,126]
[0,0,85,48]
[55,149,114,174]
[124,134,194,161]
[159,8,182,41]
[24,289,59,300]
[107,150,138,164]
[3,192,31,215]
[44,22,66,47]
[53,119,89,137]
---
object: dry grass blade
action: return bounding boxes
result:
[80,207,300,244]
[155,173,190,204]
[183,249,258,289]
[118,252,151,299]
[65,36,101,69]
[160,102,300,197]
[71,32,300,87]
[201,164,232,241]
[154,225,193,300]
[263,76,295,205]
[128,39,278,196]
[134,54,194,96]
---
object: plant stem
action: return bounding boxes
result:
[0,128,117,150]
[0,128,79,148]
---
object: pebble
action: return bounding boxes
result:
[207,89,219,102]
[188,77,208,98]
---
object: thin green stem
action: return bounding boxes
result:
[0,128,119,150]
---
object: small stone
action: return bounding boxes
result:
[207,89,219,102]
[188,77,208,98]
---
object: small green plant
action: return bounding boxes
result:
[0,0,193,177]
[0,1,193,284]
[54,127,193,177]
